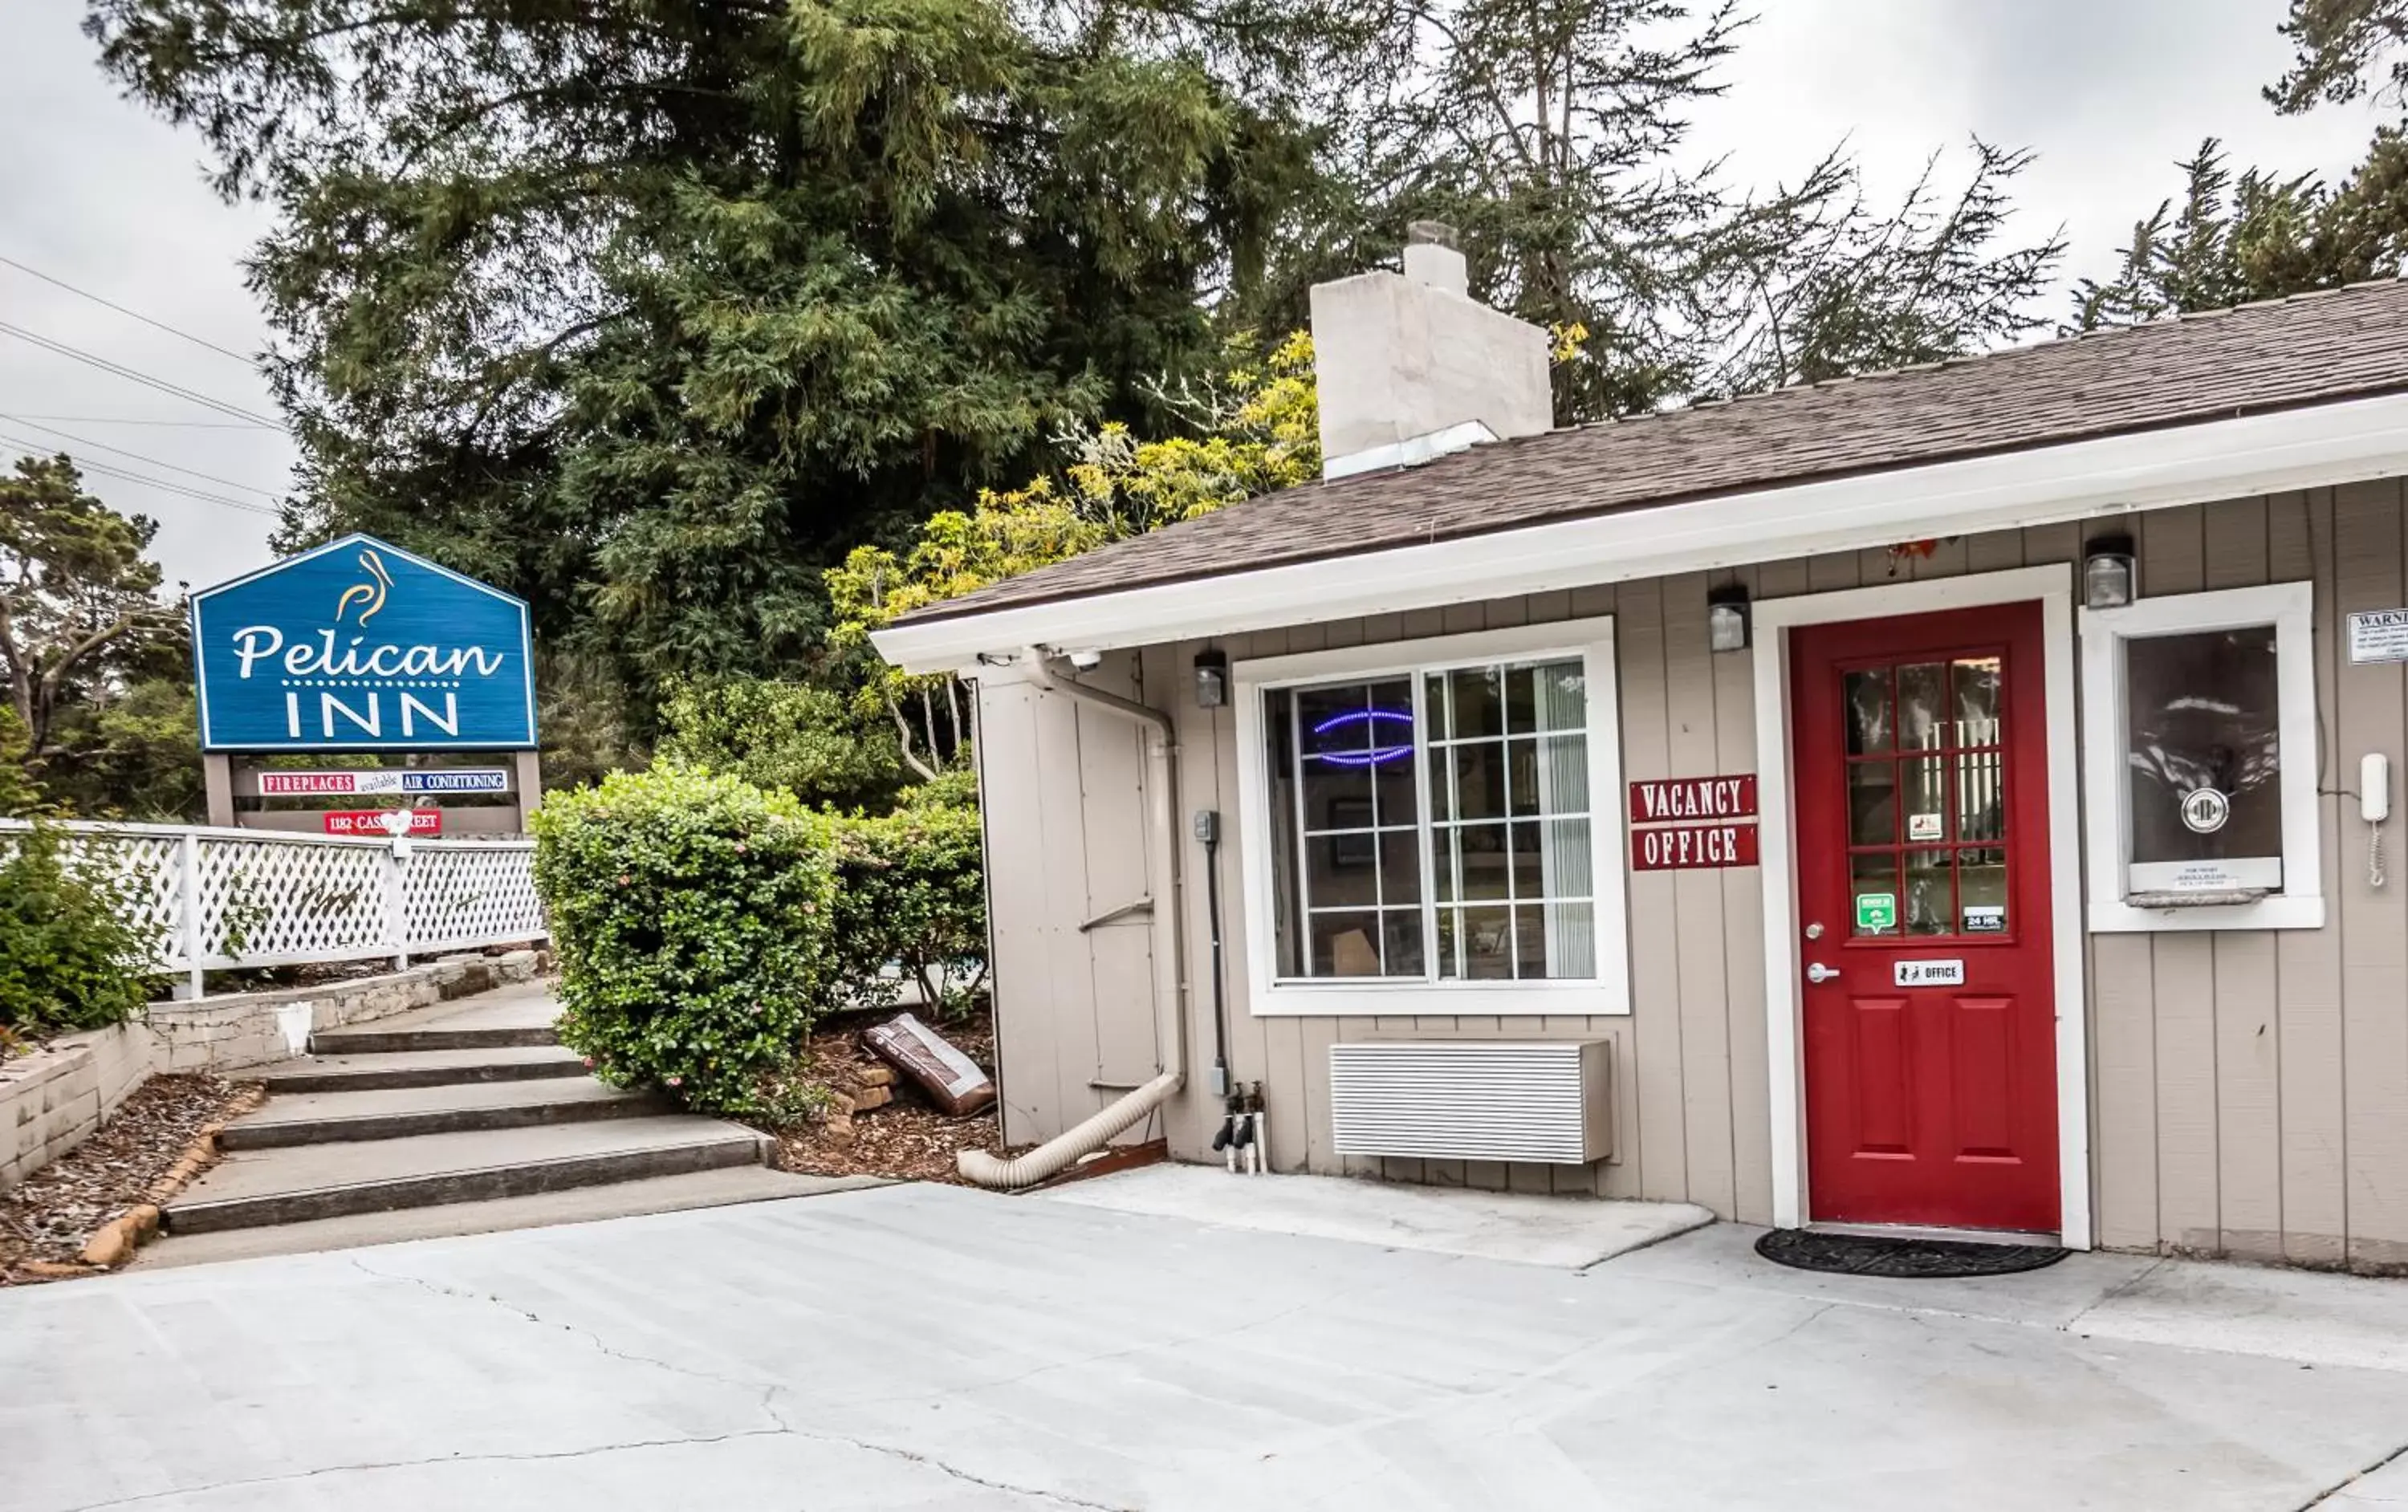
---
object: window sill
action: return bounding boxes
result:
[1251,980,1629,1018]
[2088,894,2325,933]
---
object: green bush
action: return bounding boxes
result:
[897,761,979,813]
[657,677,902,812]
[827,797,988,1018]
[0,823,153,1046]
[533,766,840,1116]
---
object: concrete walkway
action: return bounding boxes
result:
[14,1176,2408,1510]
[1039,1160,1714,1266]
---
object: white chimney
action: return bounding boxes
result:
[1309,222,1552,480]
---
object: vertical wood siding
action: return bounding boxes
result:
[982,487,2408,1263]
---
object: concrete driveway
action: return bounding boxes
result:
[10,1179,2408,1510]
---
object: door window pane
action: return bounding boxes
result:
[1959,847,2008,934]
[1898,662,1948,750]
[1850,853,1900,937]
[1953,657,2003,746]
[1955,748,2005,842]
[1849,763,1898,846]
[1846,669,1893,754]
[1905,848,1954,937]
[1901,756,1950,844]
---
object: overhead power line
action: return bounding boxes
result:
[0,414,283,498]
[0,413,266,429]
[0,430,280,518]
[0,321,283,429]
[0,254,258,365]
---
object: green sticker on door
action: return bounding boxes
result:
[1854,892,1898,932]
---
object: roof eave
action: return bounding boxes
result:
[872,391,2408,675]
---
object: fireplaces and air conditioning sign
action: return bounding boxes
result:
[190,534,536,751]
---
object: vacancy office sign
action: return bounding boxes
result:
[190,533,536,751]
[1629,774,1760,871]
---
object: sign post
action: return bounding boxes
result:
[188,534,541,831]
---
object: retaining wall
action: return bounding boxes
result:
[1,949,547,1195]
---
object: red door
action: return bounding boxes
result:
[1792,604,2060,1234]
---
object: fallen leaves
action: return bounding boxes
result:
[0,1075,254,1284]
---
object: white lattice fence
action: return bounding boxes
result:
[0,819,547,994]
[403,843,547,953]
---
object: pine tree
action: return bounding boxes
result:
[90,0,1334,713]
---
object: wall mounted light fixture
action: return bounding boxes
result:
[1708,585,1751,653]
[1194,648,1229,709]
[2084,534,2138,610]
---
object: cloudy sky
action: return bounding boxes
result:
[0,0,2391,591]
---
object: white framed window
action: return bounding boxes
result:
[2080,581,2323,932]
[1232,617,1629,1016]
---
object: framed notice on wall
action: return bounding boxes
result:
[2349,608,2408,665]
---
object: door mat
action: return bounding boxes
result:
[1754,1228,2068,1278]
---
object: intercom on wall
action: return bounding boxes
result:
[2365,753,2391,888]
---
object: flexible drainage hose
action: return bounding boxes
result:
[957,1070,1184,1189]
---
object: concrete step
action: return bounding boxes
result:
[133,1168,887,1270]
[164,1116,772,1234]
[219,1079,666,1150]
[253,1044,588,1094]
[308,986,561,1055]
[307,1023,558,1053]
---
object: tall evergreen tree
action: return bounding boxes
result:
[88,0,1335,713]
[2080,4,2408,327]
[1228,2,2060,421]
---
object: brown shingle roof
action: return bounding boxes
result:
[899,278,2408,626]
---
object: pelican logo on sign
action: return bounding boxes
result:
[2180,786,2231,835]
[334,547,395,628]
[189,533,536,751]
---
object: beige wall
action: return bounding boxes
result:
[976,481,2408,1267]
[974,660,1165,1148]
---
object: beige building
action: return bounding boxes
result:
[874,246,2408,1267]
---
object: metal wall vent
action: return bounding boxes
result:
[1328,1040,1613,1165]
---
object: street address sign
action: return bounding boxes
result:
[190,534,536,751]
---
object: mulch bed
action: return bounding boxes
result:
[772,1004,1004,1186]
[0,1073,254,1284]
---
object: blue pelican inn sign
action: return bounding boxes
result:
[190,534,537,751]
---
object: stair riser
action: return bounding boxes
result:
[257,1060,588,1095]
[308,1027,559,1054]
[219,1095,669,1150]
[164,1137,770,1234]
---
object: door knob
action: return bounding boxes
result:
[1806,962,1841,984]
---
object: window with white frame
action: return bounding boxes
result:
[1235,619,1627,1014]
[2080,581,2323,932]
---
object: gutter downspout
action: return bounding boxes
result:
[957,649,1187,1189]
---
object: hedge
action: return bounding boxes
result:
[532,764,986,1115]
[533,766,841,1116]
[826,800,988,1017]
